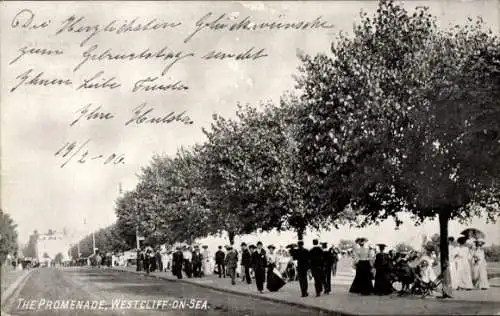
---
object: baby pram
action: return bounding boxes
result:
[391,259,417,295]
[409,260,443,297]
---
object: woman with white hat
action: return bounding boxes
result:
[472,239,489,290]
[456,236,474,290]
[418,242,437,284]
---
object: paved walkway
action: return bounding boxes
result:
[1,265,25,296]
[112,265,500,315]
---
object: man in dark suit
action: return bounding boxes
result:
[252,241,267,293]
[215,246,226,278]
[192,246,203,277]
[225,245,239,285]
[241,242,252,284]
[172,247,183,279]
[155,249,163,272]
[291,240,310,297]
[310,239,324,296]
[322,242,335,294]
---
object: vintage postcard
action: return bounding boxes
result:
[1,1,499,315]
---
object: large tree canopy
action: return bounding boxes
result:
[295,0,500,296]
[0,209,18,264]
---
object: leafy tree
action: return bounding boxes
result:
[484,244,500,262]
[200,101,333,242]
[0,209,18,264]
[162,148,212,244]
[71,224,129,257]
[200,107,276,243]
[23,230,39,258]
[295,0,500,297]
[54,252,64,264]
[115,191,142,249]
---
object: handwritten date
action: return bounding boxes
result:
[54,139,125,168]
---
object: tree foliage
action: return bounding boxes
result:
[54,252,64,264]
[22,230,39,259]
[484,244,500,262]
[294,0,500,296]
[0,209,18,264]
[71,224,129,257]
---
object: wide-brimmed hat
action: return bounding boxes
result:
[355,237,368,244]
[376,243,387,248]
[202,245,208,249]
[475,239,486,246]
[457,236,468,245]
[267,245,276,249]
[249,244,256,249]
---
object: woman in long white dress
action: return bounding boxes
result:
[201,246,212,276]
[473,240,489,290]
[418,247,437,284]
[456,237,474,290]
[448,237,459,290]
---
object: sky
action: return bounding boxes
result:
[1,1,499,247]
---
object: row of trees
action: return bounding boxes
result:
[68,224,129,258]
[0,209,19,264]
[78,0,499,297]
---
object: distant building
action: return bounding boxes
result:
[37,230,71,263]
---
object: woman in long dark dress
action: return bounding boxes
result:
[374,244,393,295]
[266,245,286,292]
[349,238,374,295]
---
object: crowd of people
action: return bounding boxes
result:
[166,239,341,295]
[348,236,490,297]
[97,240,342,296]
[85,234,490,298]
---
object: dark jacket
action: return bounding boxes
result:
[225,250,239,268]
[323,248,335,267]
[252,249,267,270]
[241,249,252,266]
[173,251,184,264]
[291,247,310,271]
[215,250,225,264]
[192,252,203,264]
[309,246,324,270]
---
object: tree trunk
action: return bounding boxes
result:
[296,226,305,241]
[439,208,453,298]
[228,231,235,246]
